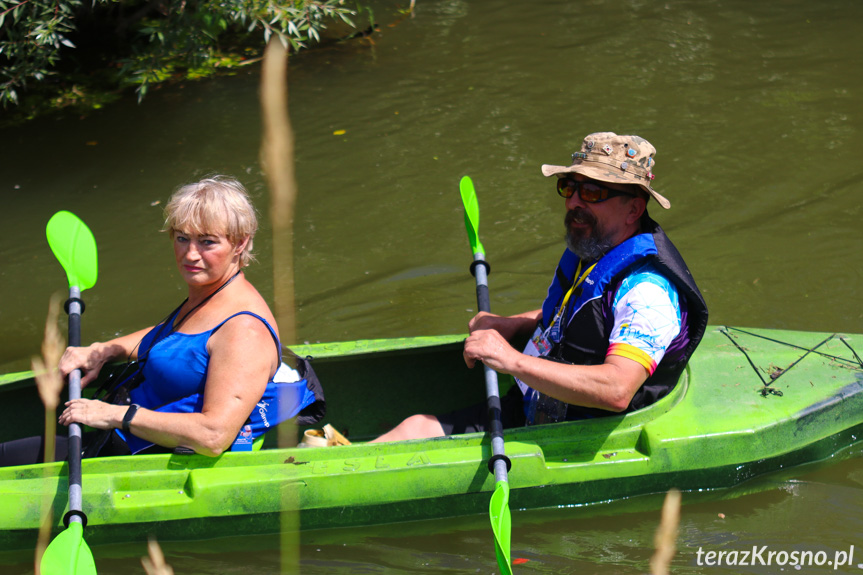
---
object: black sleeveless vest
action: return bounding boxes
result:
[530,213,708,423]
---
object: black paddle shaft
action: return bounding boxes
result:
[470,258,492,311]
[65,293,85,520]
[68,306,81,347]
[476,265,504,437]
[471,257,510,478]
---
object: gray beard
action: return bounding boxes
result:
[564,208,615,261]
[565,233,615,261]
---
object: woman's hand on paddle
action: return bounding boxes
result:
[58,329,148,388]
[464,328,517,373]
[59,398,124,430]
[58,344,110,388]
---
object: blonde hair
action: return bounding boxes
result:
[163,176,258,267]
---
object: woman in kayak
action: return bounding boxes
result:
[0,176,321,466]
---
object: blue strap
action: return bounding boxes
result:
[210,311,283,363]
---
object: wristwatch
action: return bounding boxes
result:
[122,404,140,434]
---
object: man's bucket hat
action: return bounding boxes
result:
[541,132,670,209]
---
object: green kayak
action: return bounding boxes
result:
[1,325,862,551]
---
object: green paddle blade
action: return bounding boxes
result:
[490,480,512,575]
[40,521,97,575]
[46,211,98,291]
[460,176,485,257]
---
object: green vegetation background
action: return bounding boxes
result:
[0,0,380,124]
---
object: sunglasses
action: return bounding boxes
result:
[556,177,637,203]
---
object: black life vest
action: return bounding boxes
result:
[528,213,709,423]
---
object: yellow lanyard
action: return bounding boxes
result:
[550,260,597,331]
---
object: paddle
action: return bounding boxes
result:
[460,176,513,575]
[41,210,98,575]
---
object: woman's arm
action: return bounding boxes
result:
[58,327,153,388]
[60,315,278,456]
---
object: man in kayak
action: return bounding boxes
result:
[374,132,708,441]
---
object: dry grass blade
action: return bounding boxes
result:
[260,37,298,348]
[33,294,66,573]
[260,35,301,572]
[141,538,174,575]
[650,489,681,575]
[33,294,65,412]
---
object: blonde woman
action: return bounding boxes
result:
[0,176,322,466]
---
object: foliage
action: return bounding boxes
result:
[0,0,84,106]
[0,0,358,112]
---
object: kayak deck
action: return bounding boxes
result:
[1,326,862,550]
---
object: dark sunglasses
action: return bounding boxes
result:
[556,177,637,203]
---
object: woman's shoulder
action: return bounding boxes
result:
[216,285,278,333]
[206,311,280,362]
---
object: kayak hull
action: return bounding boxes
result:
[1,326,862,550]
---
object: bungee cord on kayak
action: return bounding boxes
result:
[720,327,863,397]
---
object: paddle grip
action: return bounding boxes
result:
[68,310,81,348]
[477,284,491,314]
[485,393,504,436]
[472,257,491,313]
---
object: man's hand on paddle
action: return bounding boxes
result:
[468,310,541,340]
[465,310,542,372]
[464,328,519,372]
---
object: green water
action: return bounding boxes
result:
[1,0,862,572]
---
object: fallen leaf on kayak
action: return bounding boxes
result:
[513,558,529,565]
[333,129,346,135]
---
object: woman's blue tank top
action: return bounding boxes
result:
[130,309,268,409]
[119,310,315,454]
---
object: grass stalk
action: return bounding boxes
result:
[650,489,681,575]
[259,36,300,572]
[32,294,65,573]
[141,537,174,575]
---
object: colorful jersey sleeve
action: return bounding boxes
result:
[607,262,681,374]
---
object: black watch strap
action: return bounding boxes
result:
[122,404,140,434]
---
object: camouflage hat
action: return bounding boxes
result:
[541,132,670,209]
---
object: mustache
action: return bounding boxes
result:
[565,208,596,227]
